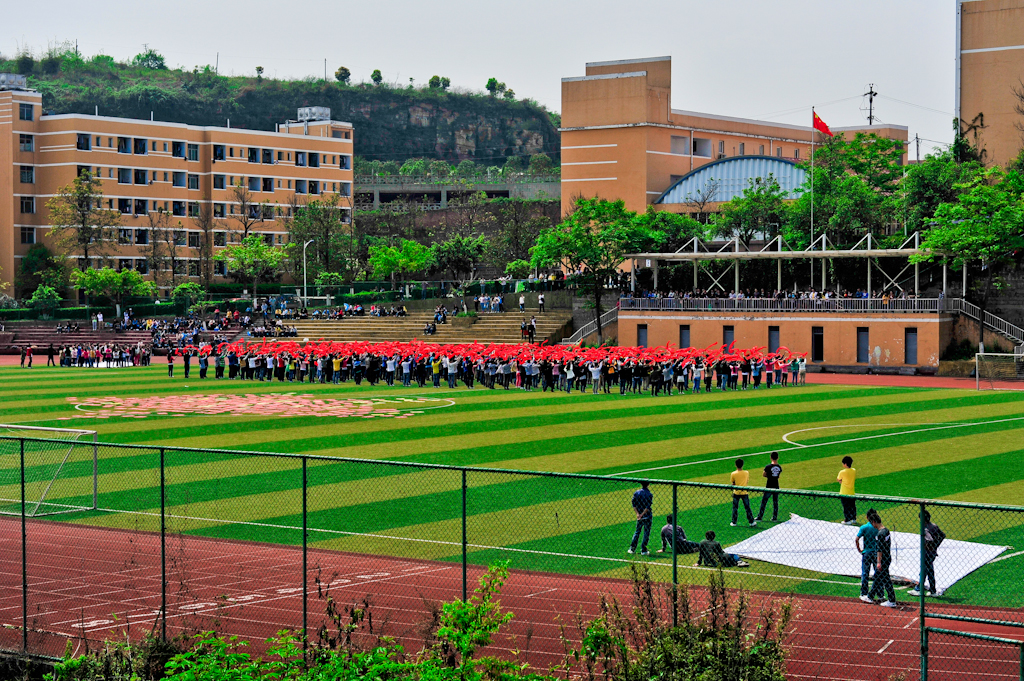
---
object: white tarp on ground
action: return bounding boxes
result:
[727,514,1009,592]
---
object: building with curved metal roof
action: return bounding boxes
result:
[653,155,807,206]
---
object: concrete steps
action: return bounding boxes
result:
[283,312,572,344]
[4,326,152,350]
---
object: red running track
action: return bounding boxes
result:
[1,519,1022,680]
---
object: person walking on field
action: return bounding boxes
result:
[167,350,174,378]
[838,456,857,525]
[730,459,757,527]
[755,452,782,522]
[627,481,653,556]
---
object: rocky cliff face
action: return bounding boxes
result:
[28,69,559,164]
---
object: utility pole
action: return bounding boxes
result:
[915,134,920,162]
[864,84,878,125]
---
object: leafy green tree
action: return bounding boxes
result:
[368,239,434,285]
[431,234,489,283]
[27,285,62,316]
[400,158,429,176]
[46,170,121,271]
[255,66,264,81]
[16,244,66,297]
[527,153,553,175]
[502,89,516,101]
[455,160,478,178]
[170,282,207,307]
[912,167,1024,347]
[714,175,789,246]
[334,66,351,84]
[904,149,981,233]
[215,234,285,299]
[428,75,442,89]
[429,159,451,178]
[487,198,552,273]
[440,76,451,91]
[503,156,524,174]
[634,206,706,252]
[504,259,531,278]
[286,193,355,282]
[70,267,157,308]
[131,48,167,70]
[380,160,400,175]
[371,69,383,86]
[531,198,666,344]
[485,78,499,96]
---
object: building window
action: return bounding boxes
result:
[188,232,200,248]
[20,166,34,183]
[287,179,292,189]
[152,141,158,151]
[20,196,35,214]
[768,326,780,353]
[136,259,149,274]
[776,147,783,158]
[119,228,133,245]
[229,147,235,158]
[340,182,351,197]
[187,174,200,190]
[718,141,725,155]
[262,149,273,164]
[173,172,186,187]
[162,142,167,152]
[118,137,131,154]
[309,180,321,195]
[188,202,200,217]
[670,136,690,155]
[692,138,712,157]
[679,325,690,349]
[213,174,226,190]
[215,261,226,276]
[738,143,745,156]
[188,262,199,277]
[134,199,148,215]
[309,152,320,168]
[263,234,274,247]
[172,202,186,217]
[213,144,225,161]
[19,134,34,152]
[811,326,824,362]
[77,165,91,177]
[21,226,36,244]
[77,134,91,151]
[133,138,148,155]
[723,325,734,346]
[172,141,185,158]
[173,230,186,246]
[277,151,284,161]
[794,148,800,159]
[262,205,275,220]
[341,210,351,224]
[759,144,765,155]
[248,176,261,192]
[118,198,132,214]
[163,172,169,182]
[295,151,307,167]
[136,229,149,245]
[213,203,226,218]
[262,177,274,192]
[339,155,351,170]
[248,148,259,163]
[134,169,148,185]
[19,103,33,121]
[214,231,226,246]
[187,143,199,162]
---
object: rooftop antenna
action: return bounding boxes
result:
[864,84,877,125]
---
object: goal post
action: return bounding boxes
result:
[975,353,1024,391]
[0,425,98,517]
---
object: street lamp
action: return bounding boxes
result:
[302,239,315,306]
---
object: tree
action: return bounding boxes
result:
[46,171,121,271]
[531,198,666,344]
[429,159,451,178]
[69,267,157,309]
[502,89,516,102]
[371,69,383,86]
[16,244,66,297]
[131,48,167,70]
[912,167,1024,347]
[286,193,356,282]
[487,198,552,273]
[229,181,266,239]
[682,179,721,224]
[713,175,789,246]
[455,160,478,178]
[440,76,451,91]
[140,209,171,290]
[170,281,208,315]
[527,153,553,175]
[368,239,434,285]
[26,285,62,316]
[634,206,706,253]
[193,200,219,290]
[335,66,351,84]
[485,78,499,96]
[255,66,264,81]
[904,149,981,233]
[430,234,489,283]
[215,234,285,299]
[400,158,429,176]
[428,75,442,89]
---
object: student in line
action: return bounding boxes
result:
[755,452,782,523]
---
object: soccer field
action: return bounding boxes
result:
[2,364,1023,607]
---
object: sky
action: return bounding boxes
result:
[6,0,956,156]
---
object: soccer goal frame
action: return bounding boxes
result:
[0,425,98,517]
[975,353,1024,391]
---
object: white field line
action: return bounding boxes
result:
[611,415,1024,477]
[991,549,1024,563]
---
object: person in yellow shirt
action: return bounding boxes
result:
[730,459,757,527]
[838,456,857,525]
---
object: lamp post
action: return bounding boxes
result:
[302,239,315,306]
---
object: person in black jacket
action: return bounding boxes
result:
[657,514,700,554]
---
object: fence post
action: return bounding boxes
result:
[920,501,927,681]
[462,469,468,602]
[160,447,167,642]
[20,439,27,654]
[302,456,308,652]
[672,484,678,628]
[92,432,98,511]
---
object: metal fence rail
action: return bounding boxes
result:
[0,435,1021,680]
[620,297,951,312]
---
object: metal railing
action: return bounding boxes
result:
[1,434,1022,679]
[354,174,560,187]
[619,297,951,313]
[951,299,1024,344]
[563,307,618,344]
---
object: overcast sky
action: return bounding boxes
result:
[7,0,955,155]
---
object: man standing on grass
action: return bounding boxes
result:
[730,459,757,527]
[838,456,857,525]
[627,481,653,556]
[755,452,782,522]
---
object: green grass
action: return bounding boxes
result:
[1,365,1023,610]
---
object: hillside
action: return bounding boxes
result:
[1,52,561,165]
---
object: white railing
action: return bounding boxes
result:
[949,299,1024,344]
[619,297,950,313]
[563,307,618,345]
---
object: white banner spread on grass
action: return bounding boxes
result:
[727,515,1009,592]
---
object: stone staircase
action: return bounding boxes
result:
[285,312,572,345]
[2,325,153,352]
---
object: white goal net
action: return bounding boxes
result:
[976,353,1024,391]
[0,425,98,517]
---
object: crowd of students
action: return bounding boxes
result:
[19,342,153,368]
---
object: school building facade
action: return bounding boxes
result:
[559,56,908,216]
[0,76,353,292]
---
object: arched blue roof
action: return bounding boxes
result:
[654,155,807,205]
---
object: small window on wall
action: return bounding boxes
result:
[794,148,800,159]
[718,141,725,155]
[20,166,34,183]
[213,204,226,218]
[214,231,226,246]
[172,141,185,158]
[759,145,765,155]
[811,326,824,362]
[723,325,734,346]
[188,262,200,277]
[637,324,648,349]
[188,174,199,190]
[187,144,199,162]
[77,134,91,151]
[20,197,35,214]
[213,174,226,190]
[19,103,33,121]
[136,229,149,245]
[776,147,783,158]
[136,260,149,274]
[679,325,690,349]
[213,145,226,161]
[738,143,745,156]
[21,227,36,244]
[670,136,690,155]
[215,261,226,276]
[188,232,200,248]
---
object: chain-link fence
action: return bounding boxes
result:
[0,435,1021,680]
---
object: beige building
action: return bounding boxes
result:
[560,56,907,216]
[958,0,1024,165]
[1,77,353,293]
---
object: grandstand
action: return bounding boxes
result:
[283,311,573,344]
[1,324,152,353]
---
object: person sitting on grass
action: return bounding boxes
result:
[657,514,701,554]
[697,531,749,568]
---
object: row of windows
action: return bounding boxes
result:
[77,258,230,277]
[669,135,800,159]
[21,225,292,253]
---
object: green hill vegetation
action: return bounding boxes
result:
[1,45,561,165]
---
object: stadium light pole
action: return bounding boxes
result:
[302,239,315,306]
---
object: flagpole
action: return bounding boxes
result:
[810,108,815,290]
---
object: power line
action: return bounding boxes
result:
[755,95,862,121]
[875,94,954,118]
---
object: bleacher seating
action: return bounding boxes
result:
[2,325,152,352]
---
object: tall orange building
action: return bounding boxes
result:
[560,56,907,215]
[958,0,1024,166]
[1,76,353,293]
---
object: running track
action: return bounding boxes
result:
[0,520,1021,680]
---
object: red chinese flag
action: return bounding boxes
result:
[812,111,833,137]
